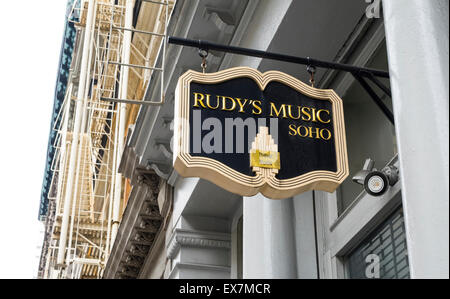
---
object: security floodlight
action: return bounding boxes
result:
[353,158,399,197]
[364,170,389,196]
[352,158,375,185]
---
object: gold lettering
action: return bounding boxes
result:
[221,96,236,111]
[311,108,317,122]
[287,105,301,120]
[320,128,332,140]
[301,107,311,122]
[252,100,262,115]
[193,92,206,108]
[297,125,309,137]
[270,103,287,118]
[289,124,297,136]
[235,98,248,113]
[308,127,321,139]
[289,124,332,141]
[317,109,331,124]
[206,95,220,109]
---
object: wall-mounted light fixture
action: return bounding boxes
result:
[353,158,399,196]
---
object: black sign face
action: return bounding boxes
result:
[174,67,348,199]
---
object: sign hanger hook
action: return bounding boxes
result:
[306,63,316,88]
[198,48,208,73]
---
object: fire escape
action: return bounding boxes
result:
[40,0,173,279]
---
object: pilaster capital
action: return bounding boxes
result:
[167,229,231,259]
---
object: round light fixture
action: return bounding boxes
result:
[364,171,388,196]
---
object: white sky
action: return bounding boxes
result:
[0,1,67,278]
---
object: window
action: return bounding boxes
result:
[337,41,397,215]
[316,19,409,280]
[347,205,409,279]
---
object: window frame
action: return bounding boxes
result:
[314,19,404,279]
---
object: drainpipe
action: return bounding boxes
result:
[111,0,134,245]
[57,0,96,267]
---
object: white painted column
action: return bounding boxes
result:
[111,0,134,245]
[230,0,297,280]
[382,0,449,278]
[292,192,318,278]
[243,195,297,278]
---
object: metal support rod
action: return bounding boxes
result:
[112,25,165,37]
[76,232,106,255]
[111,0,134,248]
[353,74,395,125]
[168,37,390,78]
[54,83,72,216]
[108,61,162,71]
[142,0,169,5]
[162,0,168,109]
[100,97,164,105]
[365,71,392,98]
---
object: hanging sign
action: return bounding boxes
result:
[173,67,348,199]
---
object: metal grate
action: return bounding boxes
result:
[347,206,410,279]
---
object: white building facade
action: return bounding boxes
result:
[103,0,449,279]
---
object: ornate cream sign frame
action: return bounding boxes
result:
[173,67,348,199]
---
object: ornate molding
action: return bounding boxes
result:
[167,229,231,259]
[106,177,163,279]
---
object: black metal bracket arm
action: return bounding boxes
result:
[352,73,394,124]
[168,37,390,78]
[167,37,394,125]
